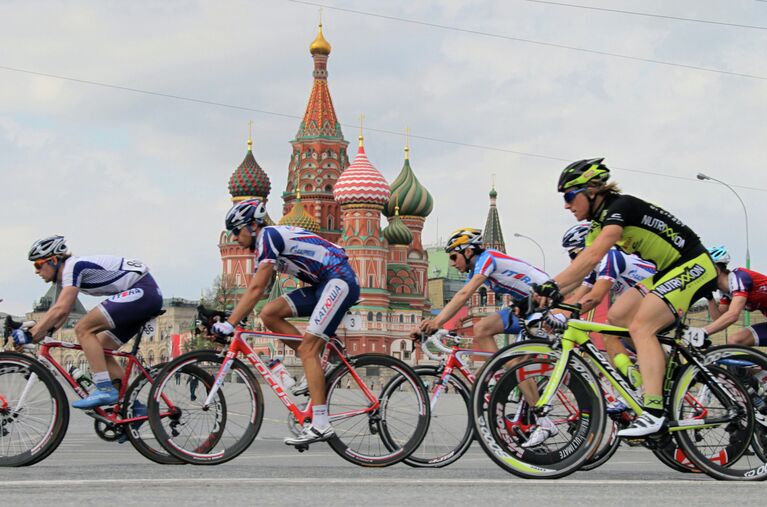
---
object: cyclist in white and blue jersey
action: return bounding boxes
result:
[416,228,557,447]
[15,235,163,409]
[211,199,360,447]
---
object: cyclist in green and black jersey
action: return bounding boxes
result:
[535,158,717,437]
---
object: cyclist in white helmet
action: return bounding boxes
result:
[561,222,656,390]
[13,235,163,409]
[686,246,767,348]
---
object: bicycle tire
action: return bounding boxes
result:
[670,346,767,481]
[123,363,213,465]
[580,418,620,471]
[389,365,473,468]
[0,352,70,467]
[325,353,430,467]
[147,350,263,465]
[470,340,605,479]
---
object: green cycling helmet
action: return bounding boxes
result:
[558,158,610,192]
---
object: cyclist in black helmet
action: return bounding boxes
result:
[536,158,717,438]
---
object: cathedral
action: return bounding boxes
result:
[218,23,434,362]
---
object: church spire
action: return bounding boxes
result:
[483,176,506,252]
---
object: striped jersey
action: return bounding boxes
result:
[61,255,149,296]
[469,249,550,301]
[583,248,656,296]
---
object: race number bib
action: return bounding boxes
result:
[121,258,148,274]
[342,313,361,330]
[141,318,157,339]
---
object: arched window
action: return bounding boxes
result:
[399,314,403,323]
[304,183,313,192]
[376,312,382,322]
[367,312,374,321]
[327,215,333,229]
[410,315,415,324]
[479,287,488,306]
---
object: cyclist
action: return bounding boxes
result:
[415,227,558,447]
[211,198,360,446]
[536,158,717,438]
[13,235,163,409]
[686,246,767,348]
[561,222,656,388]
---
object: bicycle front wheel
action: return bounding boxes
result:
[325,354,430,467]
[0,352,69,467]
[147,350,263,465]
[394,365,473,468]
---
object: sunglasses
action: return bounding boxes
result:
[563,187,587,204]
[230,227,242,236]
[33,257,54,270]
[449,253,459,262]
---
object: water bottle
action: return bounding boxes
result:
[69,366,93,391]
[267,359,296,390]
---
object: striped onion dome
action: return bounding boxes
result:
[278,192,320,233]
[383,207,413,245]
[333,140,390,206]
[385,157,433,218]
[229,141,271,200]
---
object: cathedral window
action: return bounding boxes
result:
[367,312,373,321]
[376,312,382,322]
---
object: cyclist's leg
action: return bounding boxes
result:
[726,324,763,347]
[474,312,504,352]
[260,296,303,352]
[97,332,123,380]
[605,287,643,386]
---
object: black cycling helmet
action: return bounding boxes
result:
[557,158,610,193]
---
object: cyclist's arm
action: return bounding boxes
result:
[707,299,724,319]
[564,285,590,304]
[554,225,622,293]
[426,273,488,329]
[227,261,275,326]
[576,278,612,313]
[703,295,747,335]
[30,286,79,341]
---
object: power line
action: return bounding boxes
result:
[523,0,767,31]
[285,0,767,82]
[1,64,765,193]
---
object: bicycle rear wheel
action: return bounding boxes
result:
[147,350,263,465]
[388,365,473,468]
[0,352,69,467]
[670,346,767,481]
[325,354,430,467]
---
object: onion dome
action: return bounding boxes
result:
[310,23,331,55]
[333,136,391,206]
[489,186,497,199]
[386,143,433,217]
[278,190,321,233]
[383,206,413,245]
[229,139,271,201]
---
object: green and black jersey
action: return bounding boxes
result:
[585,193,702,271]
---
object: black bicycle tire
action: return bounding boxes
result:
[325,353,430,467]
[0,352,70,467]
[393,366,473,468]
[147,350,263,465]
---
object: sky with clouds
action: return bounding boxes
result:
[2,0,766,315]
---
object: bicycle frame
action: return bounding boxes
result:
[534,319,743,431]
[192,329,380,427]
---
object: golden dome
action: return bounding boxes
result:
[310,23,331,55]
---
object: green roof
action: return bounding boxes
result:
[426,248,465,281]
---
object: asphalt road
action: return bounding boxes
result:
[0,395,761,506]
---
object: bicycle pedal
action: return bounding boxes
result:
[295,444,309,453]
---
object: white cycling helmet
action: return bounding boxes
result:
[28,235,68,261]
[445,228,483,253]
[225,198,268,232]
[562,222,590,253]
[708,245,730,265]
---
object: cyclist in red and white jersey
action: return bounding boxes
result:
[685,246,767,347]
[13,235,163,409]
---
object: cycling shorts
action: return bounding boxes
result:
[284,270,360,340]
[497,307,522,336]
[638,248,717,321]
[747,323,767,347]
[98,274,163,345]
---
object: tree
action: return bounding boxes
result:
[201,274,239,311]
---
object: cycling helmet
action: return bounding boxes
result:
[562,222,590,252]
[225,198,268,232]
[558,158,610,192]
[708,245,730,265]
[28,235,68,261]
[445,228,483,253]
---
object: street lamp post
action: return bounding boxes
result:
[696,172,751,325]
[513,233,546,271]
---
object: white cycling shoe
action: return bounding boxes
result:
[521,419,559,448]
[617,412,666,438]
[284,424,336,446]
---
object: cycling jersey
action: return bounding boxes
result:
[256,226,350,285]
[585,193,701,271]
[583,248,656,296]
[470,249,550,301]
[720,268,767,316]
[61,255,150,296]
